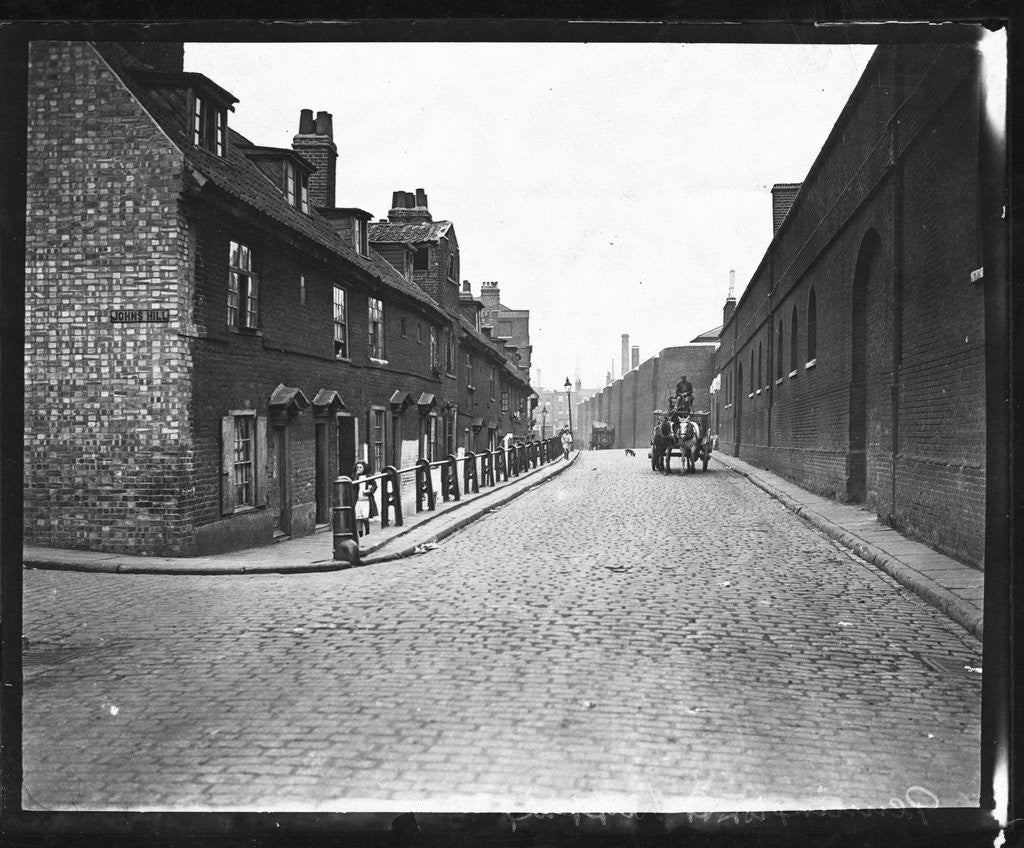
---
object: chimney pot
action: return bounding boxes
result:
[391,191,402,209]
[462,281,471,294]
[314,111,333,138]
[415,188,428,207]
[299,109,314,134]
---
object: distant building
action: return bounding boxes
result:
[477,281,532,379]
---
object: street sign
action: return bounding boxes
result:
[108,309,171,322]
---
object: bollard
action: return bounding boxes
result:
[463,450,479,494]
[506,445,517,478]
[415,458,435,513]
[331,476,360,566]
[481,449,495,487]
[441,454,461,502]
[379,465,403,528]
[495,447,509,482]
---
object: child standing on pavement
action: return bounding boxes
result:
[352,461,377,538]
[560,427,573,460]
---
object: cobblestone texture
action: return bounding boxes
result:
[22,453,981,813]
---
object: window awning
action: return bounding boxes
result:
[416,392,438,411]
[312,388,345,414]
[471,417,484,430]
[269,384,310,418]
[486,419,498,430]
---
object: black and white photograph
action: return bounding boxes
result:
[2,11,1016,847]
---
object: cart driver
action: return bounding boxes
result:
[672,375,694,415]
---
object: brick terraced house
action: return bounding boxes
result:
[23,41,533,556]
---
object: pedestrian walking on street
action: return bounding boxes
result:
[561,427,573,460]
[351,461,378,537]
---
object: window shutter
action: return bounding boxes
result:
[255,414,268,506]
[221,415,235,514]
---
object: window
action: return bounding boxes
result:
[750,350,755,391]
[758,342,763,388]
[228,241,257,329]
[283,162,309,213]
[192,92,227,156]
[400,317,408,338]
[299,275,306,305]
[807,288,817,362]
[777,321,784,379]
[445,331,454,373]
[465,353,473,388]
[353,218,367,255]
[413,246,430,271]
[333,286,348,358]
[501,387,510,414]
[791,305,799,372]
[429,326,439,371]
[368,297,385,359]
[371,408,385,471]
[221,412,265,513]
[299,172,309,214]
[489,368,496,399]
[447,254,456,281]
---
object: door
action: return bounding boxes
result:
[337,414,356,476]
[274,425,291,536]
[315,422,329,525]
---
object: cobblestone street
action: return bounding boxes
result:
[22,452,982,813]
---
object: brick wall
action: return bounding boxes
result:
[24,41,196,555]
[714,43,986,566]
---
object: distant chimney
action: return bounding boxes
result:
[479,281,501,308]
[459,280,474,301]
[606,370,612,386]
[387,187,433,223]
[621,335,629,377]
[292,109,338,209]
[723,268,737,327]
[631,346,639,370]
[771,183,801,236]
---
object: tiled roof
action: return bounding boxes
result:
[97,43,447,321]
[690,325,722,343]
[369,220,453,244]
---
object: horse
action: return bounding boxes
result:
[679,416,702,473]
[651,417,674,472]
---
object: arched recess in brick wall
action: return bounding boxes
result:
[848,228,883,502]
[735,361,743,455]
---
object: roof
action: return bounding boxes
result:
[97,44,448,323]
[369,220,453,244]
[690,325,722,343]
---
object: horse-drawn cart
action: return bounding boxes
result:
[648,409,713,473]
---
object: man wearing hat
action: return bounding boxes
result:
[672,375,694,415]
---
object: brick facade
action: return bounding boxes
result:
[24,41,534,556]
[714,43,986,567]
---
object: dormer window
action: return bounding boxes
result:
[353,218,368,256]
[283,162,310,214]
[192,92,228,157]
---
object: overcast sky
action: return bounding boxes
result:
[184,41,877,392]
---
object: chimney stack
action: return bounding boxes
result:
[387,187,433,223]
[723,269,737,327]
[770,183,801,236]
[621,335,629,378]
[292,109,338,209]
[631,346,639,370]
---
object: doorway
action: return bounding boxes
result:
[274,425,291,536]
[734,363,743,456]
[848,230,880,502]
[315,422,329,525]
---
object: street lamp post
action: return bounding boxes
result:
[541,404,548,440]
[564,377,573,435]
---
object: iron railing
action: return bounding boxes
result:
[332,436,566,564]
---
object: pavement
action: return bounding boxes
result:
[22,447,983,642]
[22,449,583,575]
